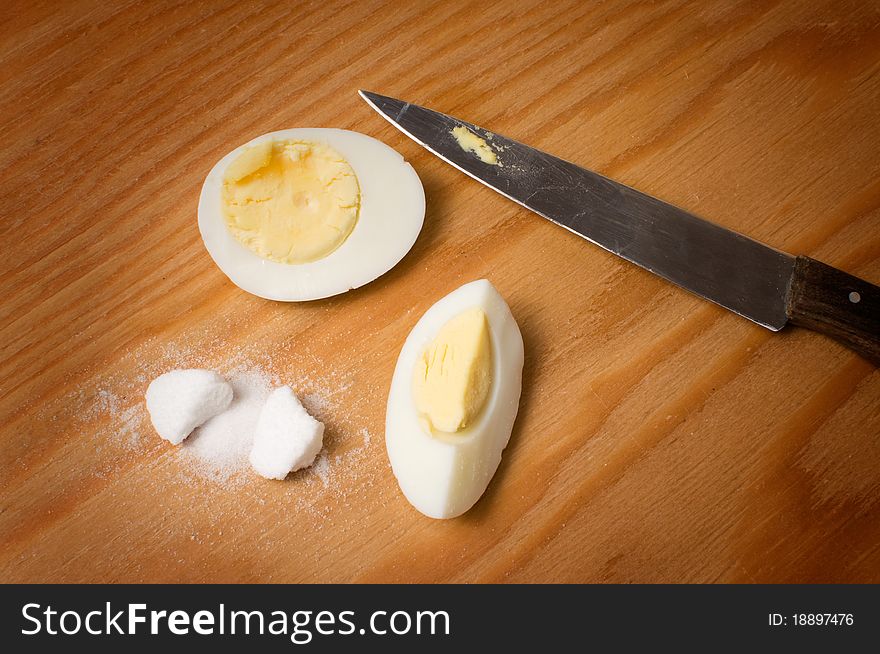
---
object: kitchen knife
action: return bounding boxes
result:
[360,91,880,364]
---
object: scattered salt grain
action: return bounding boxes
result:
[312,451,332,489]
[249,386,324,480]
[145,369,233,444]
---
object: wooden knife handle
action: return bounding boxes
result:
[786,256,880,364]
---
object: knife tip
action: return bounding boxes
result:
[358,90,409,122]
[358,89,378,103]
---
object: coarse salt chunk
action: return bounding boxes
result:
[249,386,324,480]
[145,369,233,444]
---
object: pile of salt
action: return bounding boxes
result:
[145,369,324,481]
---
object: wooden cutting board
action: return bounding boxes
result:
[2,0,878,583]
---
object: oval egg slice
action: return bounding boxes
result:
[198,128,425,301]
[385,279,524,519]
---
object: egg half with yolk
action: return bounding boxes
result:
[385,280,524,519]
[199,128,425,301]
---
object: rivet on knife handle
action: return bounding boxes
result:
[786,256,880,364]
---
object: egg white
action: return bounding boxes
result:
[385,279,524,519]
[198,128,425,301]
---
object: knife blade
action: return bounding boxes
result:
[360,91,880,364]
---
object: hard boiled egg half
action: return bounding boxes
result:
[386,280,524,519]
[198,128,425,301]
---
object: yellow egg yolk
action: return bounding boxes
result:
[451,126,498,165]
[413,307,493,434]
[221,139,360,264]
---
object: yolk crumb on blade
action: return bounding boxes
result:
[221,139,360,264]
[412,307,493,434]
[451,126,498,165]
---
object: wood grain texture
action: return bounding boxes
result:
[1,0,879,583]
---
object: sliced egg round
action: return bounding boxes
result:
[198,128,425,301]
[385,279,524,519]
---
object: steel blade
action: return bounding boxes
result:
[360,91,796,330]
